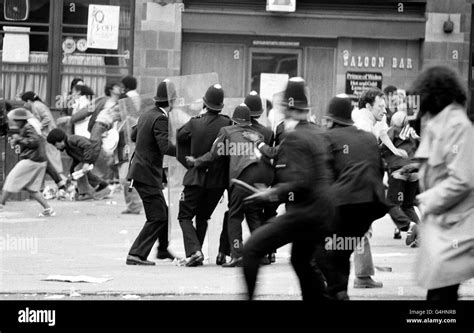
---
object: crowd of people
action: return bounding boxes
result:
[1,75,143,213]
[1,65,473,301]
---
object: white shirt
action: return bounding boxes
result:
[126,90,141,113]
[351,107,388,140]
[72,95,92,138]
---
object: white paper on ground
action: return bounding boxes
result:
[42,275,113,283]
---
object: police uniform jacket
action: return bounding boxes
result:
[323,125,386,207]
[250,119,274,145]
[272,126,332,207]
[177,112,232,188]
[128,106,176,188]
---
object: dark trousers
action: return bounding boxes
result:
[427,284,460,301]
[322,202,387,297]
[218,211,231,256]
[178,186,225,257]
[386,174,420,231]
[243,199,334,300]
[218,189,278,257]
[128,181,168,260]
[228,163,273,258]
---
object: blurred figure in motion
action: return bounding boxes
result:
[1,108,55,217]
[409,66,474,300]
[322,95,387,300]
[242,77,335,301]
[382,111,421,245]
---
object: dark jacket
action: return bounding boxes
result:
[323,125,386,207]
[177,112,232,188]
[273,126,333,208]
[64,135,96,171]
[17,123,47,163]
[250,118,274,167]
[128,106,176,188]
[194,125,263,181]
[381,127,419,171]
[251,119,274,145]
[258,120,321,160]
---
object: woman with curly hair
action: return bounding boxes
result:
[406,66,474,300]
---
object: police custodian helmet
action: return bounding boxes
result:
[244,91,263,118]
[154,79,177,104]
[283,77,309,111]
[203,84,224,111]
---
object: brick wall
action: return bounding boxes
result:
[423,0,472,86]
[133,0,183,96]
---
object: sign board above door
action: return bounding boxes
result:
[266,0,296,12]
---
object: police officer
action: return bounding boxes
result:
[242,77,335,300]
[321,95,387,299]
[246,91,278,264]
[188,104,273,267]
[176,84,233,267]
[216,91,276,266]
[243,87,325,265]
[125,79,176,266]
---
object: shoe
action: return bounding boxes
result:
[126,255,155,266]
[76,193,94,201]
[270,253,276,263]
[57,189,68,200]
[121,209,140,215]
[186,251,204,267]
[39,207,56,217]
[393,228,402,239]
[354,277,383,288]
[216,252,227,265]
[222,257,243,268]
[405,222,417,247]
[261,256,271,265]
[93,187,112,200]
[335,290,350,300]
[410,238,419,248]
[95,182,109,192]
[157,250,175,260]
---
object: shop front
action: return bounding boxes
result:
[181,0,426,121]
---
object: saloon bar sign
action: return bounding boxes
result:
[346,72,383,97]
[343,50,413,70]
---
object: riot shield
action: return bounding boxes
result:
[164,73,225,260]
[118,95,143,160]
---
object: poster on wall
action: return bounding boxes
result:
[86,4,120,50]
[2,26,30,63]
[345,71,383,99]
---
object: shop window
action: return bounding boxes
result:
[250,50,299,93]
[0,0,50,101]
[60,0,133,99]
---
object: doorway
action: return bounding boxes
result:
[249,47,301,93]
